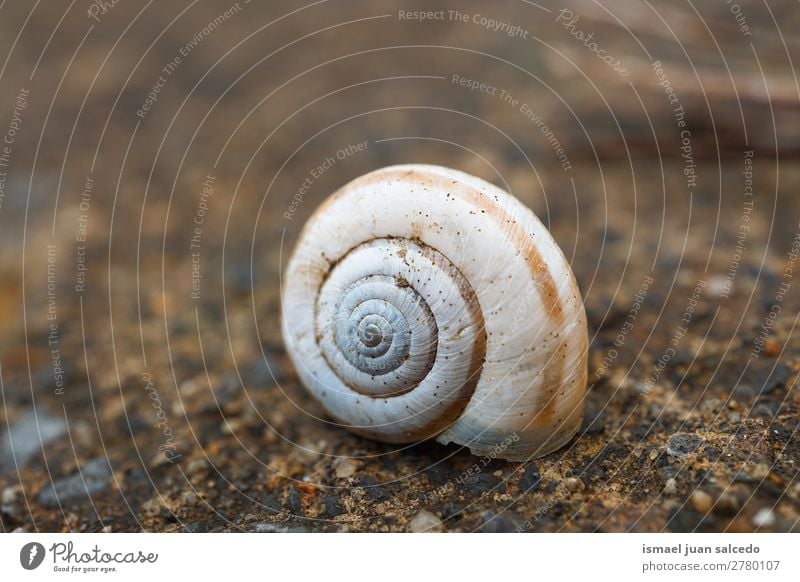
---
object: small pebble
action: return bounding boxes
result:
[753,364,788,394]
[705,275,730,299]
[38,458,112,507]
[221,417,244,435]
[322,496,345,518]
[183,520,208,533]
[1,408,66,469]
[480,510,522,533]
[751,508,775,528]
[332,457,357,479]
[751,403,776,418]
[357,476,389,501]
[762,340,781,357]
[666,434,703,457]
[664,478,677,495]
[690,490,713,513]
[187,457,209,474]
[286,487,303,516]
[408,510,443,532]
[519,464,541,493]
[252,522,288,533]
[2,485,20,505]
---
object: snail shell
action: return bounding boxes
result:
[281,164,587,461]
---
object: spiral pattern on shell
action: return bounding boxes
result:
[314,237,486,441]
[282,164,588,460]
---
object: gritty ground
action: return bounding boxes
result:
[0,0,798,532]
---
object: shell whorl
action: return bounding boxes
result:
[312,237,487,441]
[281,164,588,460]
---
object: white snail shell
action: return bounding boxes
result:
[281,164,588,461]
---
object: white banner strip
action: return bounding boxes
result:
[1,533,797,580]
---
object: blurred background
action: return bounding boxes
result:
[0,0,798,532]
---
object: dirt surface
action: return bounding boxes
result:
[1,0,799,532]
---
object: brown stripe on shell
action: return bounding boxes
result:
[368,168,572,432]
